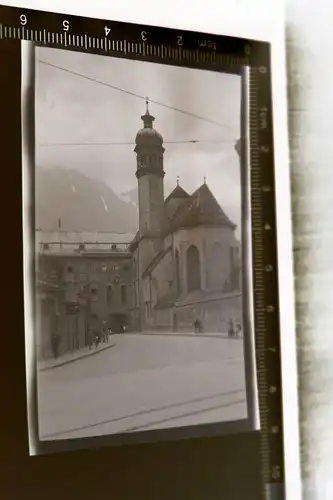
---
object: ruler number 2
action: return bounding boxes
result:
[20,14,27,25]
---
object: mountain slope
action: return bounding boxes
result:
[35,166,139,233]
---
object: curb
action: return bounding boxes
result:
[38,342,116,372]
[123,332,243,340]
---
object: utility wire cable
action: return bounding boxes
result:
[37,59,233,131]
[39,139,235,147]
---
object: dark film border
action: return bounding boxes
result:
[0,4,284,496]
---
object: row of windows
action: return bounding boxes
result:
[90,284,128,306]
[66,262,130,274]
[42,243,123,252]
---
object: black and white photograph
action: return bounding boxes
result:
[28,45,255,444]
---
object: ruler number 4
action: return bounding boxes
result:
[104,26,111,36]
[20,14,27,25]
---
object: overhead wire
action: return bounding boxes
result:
[37,59,235,132]
[39,139,235,147]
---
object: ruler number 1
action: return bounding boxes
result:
[20,14,27,25]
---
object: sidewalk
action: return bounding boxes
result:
[38,341,116,372]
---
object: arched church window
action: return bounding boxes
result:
[208,243,225,290]
[186,245,201,292]
[175,249,181,296]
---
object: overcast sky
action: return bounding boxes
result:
[35,46,241,232]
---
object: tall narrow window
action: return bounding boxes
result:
[121,285,127,306]
[106,285,112,306]
[175,249,181,296]
[229,246,235,271]
[208,243,225,290]
[91,287,98,301]
[186,245,201,292]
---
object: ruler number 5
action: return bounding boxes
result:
[63,20,70,31]
[272,465,281,479]
[20,14,27,25]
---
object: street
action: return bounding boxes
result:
[37,334,247,440]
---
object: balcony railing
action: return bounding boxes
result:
[38,241,132,255]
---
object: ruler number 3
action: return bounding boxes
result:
[20,14,27,25]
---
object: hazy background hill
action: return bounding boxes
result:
[35,166,139,233]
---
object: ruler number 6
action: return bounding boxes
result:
[20,14,27,25]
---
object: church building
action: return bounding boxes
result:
[129,101,242,333]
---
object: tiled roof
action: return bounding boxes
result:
[36,230,135,244]
[165,185,190,203]
[170,183,236,231]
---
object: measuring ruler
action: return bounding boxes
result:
[0,4,285,498]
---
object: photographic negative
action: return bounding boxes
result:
[24,43,258,451]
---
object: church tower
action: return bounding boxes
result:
[134,99,165,236]
[134,100,165,269]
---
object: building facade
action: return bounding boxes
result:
[35,106,243,351]
[130,101,243,333]
[36,231,134,359]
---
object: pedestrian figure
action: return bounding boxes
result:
[103,326,109,343]
[194,318,201,333]
[88,328,94,349]
[228,318,235,338]
[93,331,100,348]
[51,333,60,359]
[235,323,242,337]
